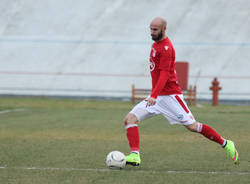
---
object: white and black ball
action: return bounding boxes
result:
[106,151,126,169]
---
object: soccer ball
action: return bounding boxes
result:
[106,151,126,169]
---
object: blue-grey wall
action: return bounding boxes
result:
[0,0,250,100]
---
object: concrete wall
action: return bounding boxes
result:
[0,0,250,100]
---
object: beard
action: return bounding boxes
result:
[151,30,163,41]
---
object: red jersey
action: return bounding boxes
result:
[149,37,182,98]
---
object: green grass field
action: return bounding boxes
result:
[0,97,249,184]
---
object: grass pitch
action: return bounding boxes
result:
[0,97,249,184]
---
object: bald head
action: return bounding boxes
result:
[150,17,167,28]
[150,17,167,42]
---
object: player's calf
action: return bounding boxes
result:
[124,113,140,155]
[186,122,226,146]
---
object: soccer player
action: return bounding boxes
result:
[124,17,239,166]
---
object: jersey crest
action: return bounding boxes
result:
[149,59,155,72]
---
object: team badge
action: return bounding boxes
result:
[177,114,184,120]
[149,60,155,72]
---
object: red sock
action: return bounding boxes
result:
[200,123,225,145]
[126,125,140,152]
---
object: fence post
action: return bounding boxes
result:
[131,84,135,104]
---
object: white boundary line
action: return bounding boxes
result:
[0,166,249,175]
[0,108,25,114]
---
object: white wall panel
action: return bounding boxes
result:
[0,0,250,100]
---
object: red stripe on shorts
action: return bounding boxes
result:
[175,95,189,114]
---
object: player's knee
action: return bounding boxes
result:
[185,122,199,132]
[124,113,138,126]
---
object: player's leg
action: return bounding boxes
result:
[124,99,160,166]
[124,113,141,166]
[165,94,226,147]
[158,95,239,164]
[185,122,239,164]
[124,113,140,154]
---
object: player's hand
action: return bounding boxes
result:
[145,97,156,107]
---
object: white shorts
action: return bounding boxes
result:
[130,95,196,125]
